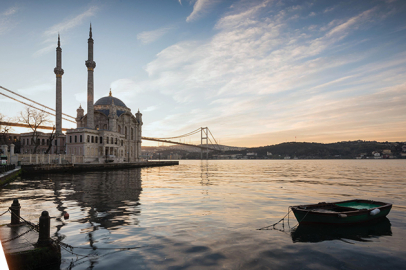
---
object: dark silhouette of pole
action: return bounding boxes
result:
[10,199,21,225]
[37,211,51,247]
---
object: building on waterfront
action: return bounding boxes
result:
[66,25,143,163]
[20,25,143,162]
[20,132,64,154]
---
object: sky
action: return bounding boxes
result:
[0,0,405,147]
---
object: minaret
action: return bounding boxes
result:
[85,24,96,129]
[54,34,64,135]
[135,109,143,161]
[108,98,118,132]
[76,104,84,128]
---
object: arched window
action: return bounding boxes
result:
[103,124,107,130]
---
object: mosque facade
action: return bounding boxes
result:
[65,25,143,163]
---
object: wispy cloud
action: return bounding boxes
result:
[0,5,19,35]
[137,26,173,44]
[43,6,99,36]
[17,82,54,95]
[33,6,99,57]
[138,0,405,145]
[186,0,218,22]
[3,6,18,16]
[144,106,157,112]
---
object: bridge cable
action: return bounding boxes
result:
[0,85,76,119]
[0,92,76,124]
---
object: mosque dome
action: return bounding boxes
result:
[94,93,127,108]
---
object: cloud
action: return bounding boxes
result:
[137,1,406,145]
[326,8,376,37]
[43,6,99,36]
[2,6,18,16]
[144,106,157,112]
[17,82,54,95]
[34,6,99,57]
[186,0,218,22]
[0,5,19,35]
[137,27,173,44]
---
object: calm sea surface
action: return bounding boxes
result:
[1,160,406,269]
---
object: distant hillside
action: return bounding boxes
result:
[143,140,405,159]
[242,141,405,159]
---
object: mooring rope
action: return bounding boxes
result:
[0,209,10,217]
[2,209,147,270]
[3,226,37,243]
[291,209,312,229]
[257,207,293,230]
[8,208,39,232]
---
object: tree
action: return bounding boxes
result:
[44,126,56,154]
[18,107,50,154]
[0,113,12,146]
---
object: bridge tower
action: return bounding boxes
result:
[201,127,209,160]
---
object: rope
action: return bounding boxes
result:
[2,209,146,270]
[257,208,292,230]
[2,226,36,243]
[291,209,311,229]
[8,209,39,232]
[0,209,10,216]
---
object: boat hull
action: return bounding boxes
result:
[291,199,392,225]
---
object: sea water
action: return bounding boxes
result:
[0,160,405,269]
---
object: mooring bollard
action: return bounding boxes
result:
[10,199,21,225]
[37,211,51,247]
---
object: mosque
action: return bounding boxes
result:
[57,25,142,163]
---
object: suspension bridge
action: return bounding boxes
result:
[0,85,223,157]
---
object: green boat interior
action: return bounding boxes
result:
[334,201,382,209]
[296,200,384,213]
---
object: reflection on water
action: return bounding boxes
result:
[291,218,392,243]
[0,160,405,270]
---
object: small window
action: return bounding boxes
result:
[55,140,57,146]
[115,138,118,145]
[87,135,90,143]
[70,136,72,143]
[95,136,98,143]
[75,135,77,143]
[80,135,83,142]
[91,136,94,143]
[107,137,109,144]
[121,140,123,146]
[100,137,103,144]
[42,139,45,145]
